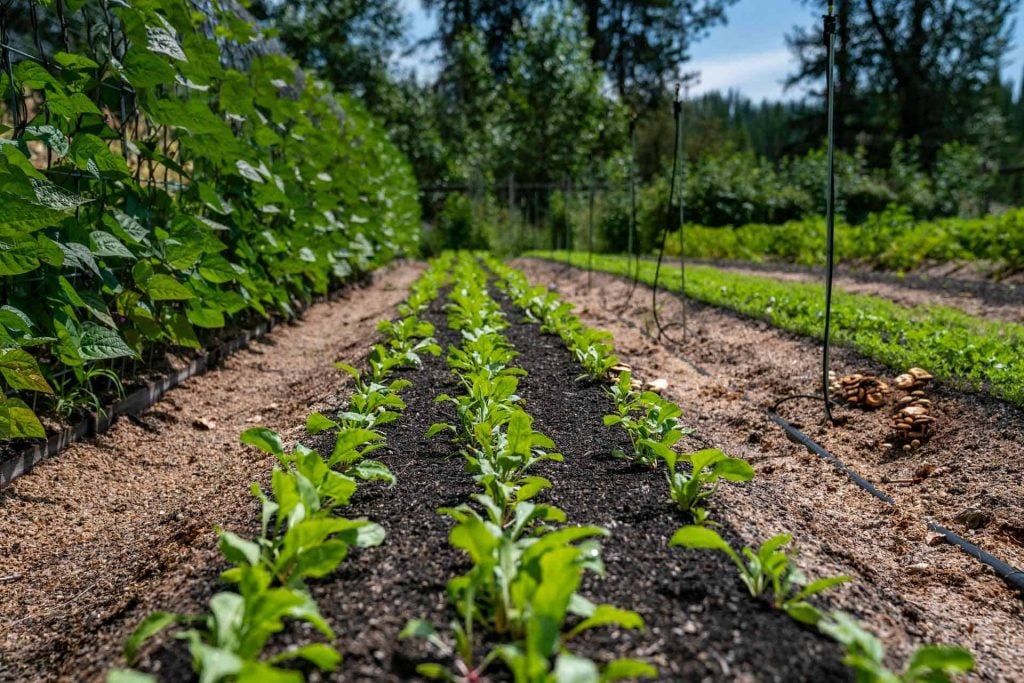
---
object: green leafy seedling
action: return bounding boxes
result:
[670,526,850,624]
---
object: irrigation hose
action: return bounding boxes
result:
[652,86,687,345]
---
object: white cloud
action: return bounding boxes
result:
[688,48,802,102]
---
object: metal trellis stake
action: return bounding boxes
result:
[587,165,595,290]
[625,112,640,303]
[822,0,839,423]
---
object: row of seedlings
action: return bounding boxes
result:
[107,259,451,683]
[402,253,658,682]
[486,257,975,683]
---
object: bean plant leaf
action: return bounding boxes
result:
[0,397,46,438]
[25,125,69,156]
[79,323,136,360]
[0,238,40,275]
[0,349,54,393]
[90,231,136,259]
[140,274,193,301]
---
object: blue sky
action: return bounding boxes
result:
[399,0,1024,102]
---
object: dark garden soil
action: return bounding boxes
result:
[687,258,1024,325]
[515,258,1024,681]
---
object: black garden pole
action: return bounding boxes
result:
[822,0,839,423]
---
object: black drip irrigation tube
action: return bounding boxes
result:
[766,411,893,504]
[928,523,1024,593]
[0,268,387,489]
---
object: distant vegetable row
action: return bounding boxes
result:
[0,0,419,441]
[659,205,1024,274]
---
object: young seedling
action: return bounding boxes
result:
[604,373,688,469]
[660,448,754,520]
[670,526,850,624]
[818,611,974,683]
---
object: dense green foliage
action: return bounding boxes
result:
[529,252,1024,407]
[0,0,419,440]
[663,205,1024,274]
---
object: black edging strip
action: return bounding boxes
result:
[0,267,392,489]
[1,319,273,489]
[539,257,1024,596]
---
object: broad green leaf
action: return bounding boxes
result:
[351,460,396,485]
[601,659,659,681]
[90,231,135,259]
[0,238,39,275]
[347,520,386,548]
[399,619,439,640]
[305,412,337,434]
[79,324,136,360]
[69,134,131,178]
[0,397,46,438]
[198,254,240,283]
[783,602,823,626]
[140,274,193,301]
[218,530,261,566]
[240,427,286,458]
[186,305,225,329]
[907,645,974,674]
[0,349,53,393]
[792,575,851,603]
[553,653,600,683]
[567,604,644,639]
[291,539,349,579]
[270,643,341,671]
[669,526,732,552]
[54,52,99,70]
[106,669,157,683]
[0,195,65,232]
[25,125,69,156]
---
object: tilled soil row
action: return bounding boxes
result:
[515,258,1024,681]
[0,263,422,683]
[497,293,851,681]
[242,286,851,681]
